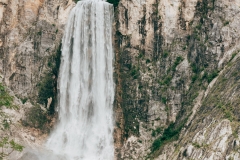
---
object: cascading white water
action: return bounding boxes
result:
[43,1,115,159]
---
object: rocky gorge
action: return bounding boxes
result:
[0,0,240,159]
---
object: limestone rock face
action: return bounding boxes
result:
[114,0,240,159]
[0,0,74,99]
[0,1,74,158]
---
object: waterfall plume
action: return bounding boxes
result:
[45,1,114,159]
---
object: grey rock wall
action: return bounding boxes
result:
[114,0,240,159]
[0,0,74,100]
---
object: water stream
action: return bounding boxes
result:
[39,1,114,159]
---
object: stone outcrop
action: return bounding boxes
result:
[0,0,74,100]
[114,0,240,159]
[0,0,74,158]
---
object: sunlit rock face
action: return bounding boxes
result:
[114,0,240,159]
[0,0,75,99]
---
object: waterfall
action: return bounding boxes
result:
[43,1,114,159]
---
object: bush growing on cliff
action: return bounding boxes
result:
[163,50,169,58]
[107,0,119,7]
[207,70,218,83]
[0,84,15,109]
[38,73,55,109]
[172,56,184,72]
[151,127,163,137]
[38,44,61,114]
[130,66,140,79]
[0,83,23,159]
[22,106,48,130]
[151,120,186,153]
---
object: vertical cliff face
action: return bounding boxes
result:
[0,0,74,100]
[0,0,75,158]
[114,0,240,159]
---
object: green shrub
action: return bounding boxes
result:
[138,52,144,59]
[192,142,201,148]
[0,83,15,109]
[201,72,207,80]
[38,44,61,114]
[161,97,167,104]
[23,106,48,130]
[107,0,120,7]
[163,50,169,58]
[0,84,23,158]
[130,66,140,79]
[223,21,229,26]
[152,138,161,151]
[224,110,233,121]
[172,56,184,71]
[191,63,198,74]
[207,70,218,83]
[38,73,55,106]
[37,31,42,36]
[195,24,202,30]
[159,74,173,87]
[152,127,163,137]
[229,52,237,62]
[191,74,198,83]
[0,137,23,159]
[151,122,185,152]
[20,98,28,104]
[146,59,151,64]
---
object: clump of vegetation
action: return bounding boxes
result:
[172,56,184,71]
[163,50,169,58]
[229,51,238,62]
[138,52,144,59]
[22,106,48,130]
[0,83,15,108]
[0,137,23,159]
[192,142,209,149]
[207,70,218,83]
[146,59,151,64]
[191,74,198,83]
[191,63,199,74]
[151,120,186,152]
[223,21,230,26]
[192,142,201,148]
[37,31,42,36]
[159,75,172,86]
[0,83,23,159]
[130,66,140,79]
[217,102,234,122]
[151,127,163,137]
[161,97,167,104]
[38,73,55,107]
[190,61,218,84]
[20,97,28,104]
[107,0,120,7]
[38,44,61,114]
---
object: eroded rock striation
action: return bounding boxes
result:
[114,0,240,159]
